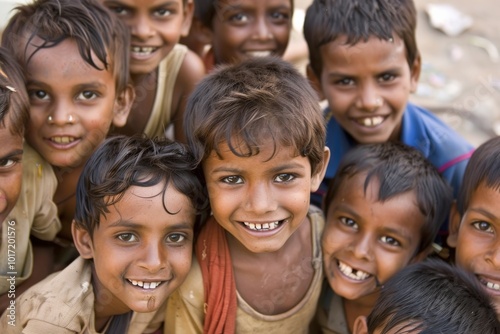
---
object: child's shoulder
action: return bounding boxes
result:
[403,102,473,154]
[2,257,94,332]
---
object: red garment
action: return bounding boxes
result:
[195,216,237,334]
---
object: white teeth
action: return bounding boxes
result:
[247,51,272,57]
[486,282,500,291]
[360,116,384,127]
[128,280,162,289]
[338,261,370,281]
[131,46,156,55]
[243,221,280,231]
[51,136,75,144]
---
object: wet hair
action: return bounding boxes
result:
[74,135,209,237]
[184,56,326,175]
[324,142,453,253]
[2,0,130,94]
[456,136,500,216]
[194,0,294,28]
[366,258,500,334]
[0,47,29,136]
[303,0,418,78]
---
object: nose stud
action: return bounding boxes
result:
[47,115,75,123]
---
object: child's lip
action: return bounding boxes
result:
[336,259,373,281]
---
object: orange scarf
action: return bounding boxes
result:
[195,216,237,334]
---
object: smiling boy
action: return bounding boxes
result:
[317,142,453,333]
[165,56,329,333]
[448,136,500,318]
[0,135,208,333]
[2,0,134,245]
[303,0,473,224]
[192,0,293,71]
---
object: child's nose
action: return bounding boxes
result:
[252,17,273,41]
[486,246,500,270]
[131,15,155,40]
[355,83,383,112]
[47,99,76,126]
[350,234,373,261]
[243,182,277,214]
[139,243,167,274]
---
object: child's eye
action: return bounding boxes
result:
[154,8,172,17]
[379,73,396,82]
[221,175,243,184]
[108,6,129,16]
[77,91,98,100]
[274,173,295,183]
[335,78,355,86]
[380,235,401,247]
[0,158,20,169]
[166,233,186,244]
[472,221,494,233]
[117,233,138,242]
[269,11,290,22]
[30,90,49,100]
[340,217,358,229]
[229,12,249,23]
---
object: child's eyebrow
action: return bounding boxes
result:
[0,149,23,160]
[210,162,306,174]
[468,207,497,221]
[107,220,193,231]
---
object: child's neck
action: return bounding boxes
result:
[92,270,130,332]
[343,292,380,333]
[226,217,314,315]
[54,165,84,241]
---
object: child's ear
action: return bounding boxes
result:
[112,83,134,128]
[72,220,94,260]
[311,147,331,192]
[352,315,369,334]
[306,64,325,101]
[447,200,461,248]
[409,53,422,93]
[181,0,195,38]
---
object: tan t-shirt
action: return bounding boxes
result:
[0,143,60,294]
[143,44,187,139]
[164,206,325,333]
[0,256,164,334]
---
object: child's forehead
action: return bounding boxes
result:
[321,34,406,63]
[215,0,292,10]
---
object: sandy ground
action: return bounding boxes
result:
[294,0,500,148]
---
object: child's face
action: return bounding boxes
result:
[313,35,420,144]
[25,39,129,169]
[211,0,292,65]
[0,120,23,223]
[322,173,425,302]
[449,182,500,313]
[102,0,193,75]
[202,139,324,253]
[75,182,196,314]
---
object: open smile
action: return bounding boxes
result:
[131,46,158,57]
[353,116,386,128]
[337,260,372,281]
[127,279,165,290]
[241,219,286,232]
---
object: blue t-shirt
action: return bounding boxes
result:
[314,103,474,238]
